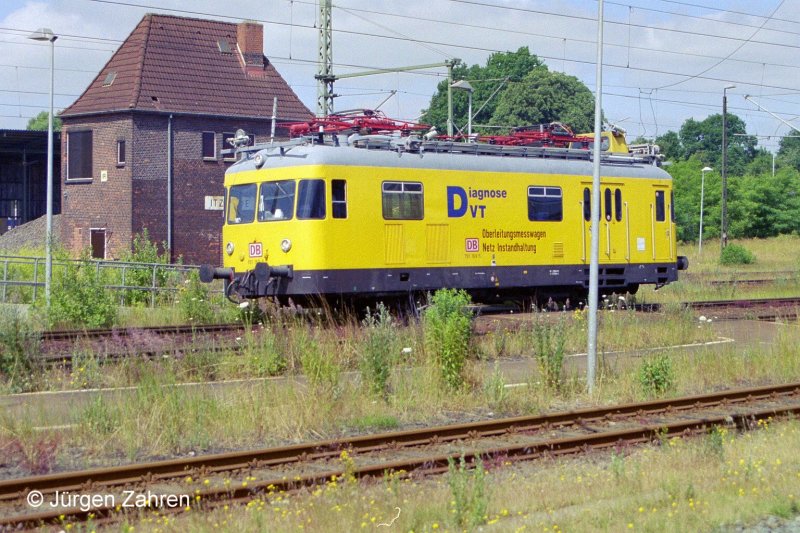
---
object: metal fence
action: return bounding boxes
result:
[0,255,223,307]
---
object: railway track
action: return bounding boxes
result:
[2,381,799,529]
[33,296,800,365]
[38,323,248,366]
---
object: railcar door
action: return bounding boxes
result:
[601,184,628,264]
[579,184,629,264]
[650,186,673,263]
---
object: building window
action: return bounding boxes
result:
[117,140,126,166]
[382,181,423,220]
[202,131,216,160]
[332,179,347,218]
[655,190,666,222]
[67,130,93,180]
[527,186,562,221]
[297,179,326,219]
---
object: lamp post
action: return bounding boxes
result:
[28,28,57,307]
[451,79,474,138]
[721,84,735,252]
[699,166,712,254]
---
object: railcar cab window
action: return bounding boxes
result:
[297,179,325,219]
[258,180,296,221]
[227,184,256,224]
[332,179,347,218]
[615,189,623,221]
[527,186,563,221]
[382,181,423,220]
[604,188,612,221]
[583,187,591,221]
[655,190,666,222]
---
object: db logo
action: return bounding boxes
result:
[249,242,263,258]
[465,238,479,252]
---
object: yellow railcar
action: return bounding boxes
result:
[201,131,687,307]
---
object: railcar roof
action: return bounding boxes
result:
[226,141,671,181]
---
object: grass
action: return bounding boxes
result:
[1,309,796,473]
[645,235,800,305]
[111,417,800,532]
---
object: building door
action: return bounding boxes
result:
[90,229,106,259]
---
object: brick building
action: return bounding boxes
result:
[59,14,312,265]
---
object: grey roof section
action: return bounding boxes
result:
[227,143,672,181]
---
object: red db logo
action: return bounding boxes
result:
[249,243,263,258]
[465,238,479,252]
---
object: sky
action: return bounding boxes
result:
[2,0,800,154]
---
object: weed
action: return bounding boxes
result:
[5,432,60,475]
[705,425,727,460]
[720,243,756,265]
[244,328,287,377]
[349,414,399,432]
[359,303,397,397]
[43,250,117,328]
[0,306,39,392]
[638,353,675,396]
[177,270,215,325]
[82,396,117,436]
[610,451,626,481]
[119,229,173,306]
[299,329,340,393]
[423,289,472,390]
[531,315,567,390]
[448,455,488,528]
[483,361,508,410]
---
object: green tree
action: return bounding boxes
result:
[421,48,553,134]
[26,111,62,131]
[677,114,756,174]
[655,130,683,162]
[490,70,595,132]
[777,135,800,171]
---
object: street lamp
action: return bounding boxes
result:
[451,79,474,138]
[721,84,735,252]
[699,166,712,254]
[28,27,57,307]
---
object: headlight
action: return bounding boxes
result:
[226,242,234,256]
[254,153,265,168]
[281,239,292,253]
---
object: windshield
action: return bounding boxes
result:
[258,180,296,221]
[227,183,257,224]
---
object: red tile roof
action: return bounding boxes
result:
[62,14,312,121]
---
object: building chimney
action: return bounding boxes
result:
[237,21,265,75]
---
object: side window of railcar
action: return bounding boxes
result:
[297,179,326,219]
[615,189,622,222]
[655,190,666,222]
[583,187,591,221]
[604,188,612,221]
[527,186,562,221]
[258,180,296,221]
[332,179,347,218]
[227,183,257,224]
[382,181,423,220]
[670,191,675,222]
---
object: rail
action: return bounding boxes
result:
[0,255,224,307]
